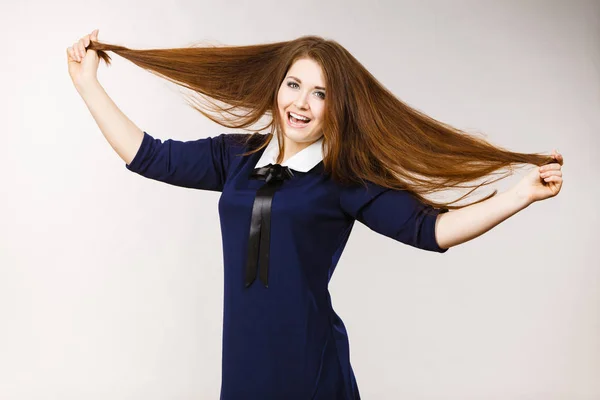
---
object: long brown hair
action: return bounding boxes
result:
[87,35,554,210]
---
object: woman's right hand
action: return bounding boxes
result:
[67,29,100,90]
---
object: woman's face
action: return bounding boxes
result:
[277,57,326,146]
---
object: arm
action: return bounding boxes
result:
[434,188,531,249]
[76,79,144,165]
[340,183,450,253]
[77,79,234,192]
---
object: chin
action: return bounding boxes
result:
[282,129,318,143]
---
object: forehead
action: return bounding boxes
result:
[286,58,325,85]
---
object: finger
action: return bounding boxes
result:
[540,170,562,178]
[552,151,564,165]
[540,164,560,171]
[67,47,77,62]
[88,29,98,45]
[71,44,80,61]
[78,39,86,58]
[70,47,79,62]
[543,176,562,183]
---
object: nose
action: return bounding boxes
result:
[294,92,309,109]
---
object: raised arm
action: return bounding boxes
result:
[76,77,233,191]
[68,30,235,192]
[68,29,144,165]
[76,80,144,165]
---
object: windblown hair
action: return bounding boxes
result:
[87,35,555,210]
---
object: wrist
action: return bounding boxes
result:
[75,78,101,94]
[508,186,534,209]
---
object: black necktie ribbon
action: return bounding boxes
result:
[245,163,294,288]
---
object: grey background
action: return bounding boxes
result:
[1,0,598,398]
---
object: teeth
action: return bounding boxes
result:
[289,112,310,121]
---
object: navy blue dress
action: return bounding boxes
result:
[125,131,449,399]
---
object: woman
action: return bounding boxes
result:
[67,29,564,400]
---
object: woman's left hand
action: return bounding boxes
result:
[513,149,564,205]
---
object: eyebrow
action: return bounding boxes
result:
[287,76,326,91]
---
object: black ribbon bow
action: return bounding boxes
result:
[245,163,294,288]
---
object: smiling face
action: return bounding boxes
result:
[277,57,326,151]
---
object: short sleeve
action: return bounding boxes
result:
[339,182,449,253]
[125,131,236,192]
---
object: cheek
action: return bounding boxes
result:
[311,102,325,121]
[278,89,293,107]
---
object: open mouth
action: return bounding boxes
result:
[287,111,311,125]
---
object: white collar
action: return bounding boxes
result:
[254,133,325,172]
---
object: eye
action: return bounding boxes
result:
[287,81,326,100]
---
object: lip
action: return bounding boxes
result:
[286,111,311,129]
[287,111,311,121]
